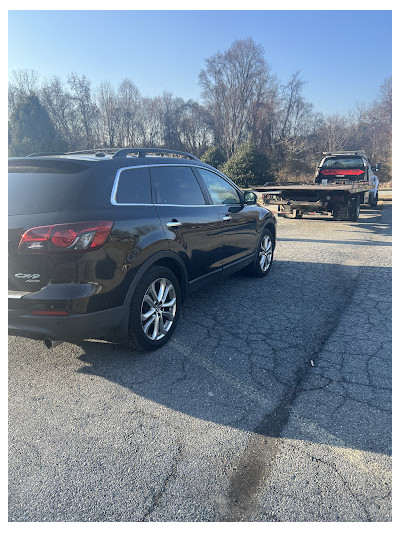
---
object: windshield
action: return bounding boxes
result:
[321,156,365,169]
[8,160,91,215]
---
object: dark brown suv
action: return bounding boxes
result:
[8,148,276,351]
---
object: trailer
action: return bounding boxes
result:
[255,151,380,222]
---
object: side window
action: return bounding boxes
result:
[115,166,151,204]
[150,166,206,205]
[197,168,240,205]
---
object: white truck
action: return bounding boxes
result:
[256,151,380,221]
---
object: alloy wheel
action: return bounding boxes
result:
[259,235,273,272]
[140,278,177,341]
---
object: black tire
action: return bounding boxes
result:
[295,211,303,219]
[245,228,274,277]
[369,191,378,207]
[332,204,347,220]
[127,266,181,351]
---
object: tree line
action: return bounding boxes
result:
[8,38,391,186]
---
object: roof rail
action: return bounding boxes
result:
[112,148,200,161]
[27,149,117,157]
[323,150,366,156]
[27,148,201,161]
[66,148,121,156]
[27,151,67,157]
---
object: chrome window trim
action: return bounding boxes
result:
[110,164,152,206]
[155,204,217,208]
[110,163,243,207]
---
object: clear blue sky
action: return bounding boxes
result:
[8,10,392,116]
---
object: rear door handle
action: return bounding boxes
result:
[222,215,232,221]
[166,220,182,228]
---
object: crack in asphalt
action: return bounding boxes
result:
[223,269,363,521]
[221,209,392,521]
[142,442,183,521]
[303,451,372,521]
[162,214,391,521]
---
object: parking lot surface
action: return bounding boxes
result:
[9,205,392,522]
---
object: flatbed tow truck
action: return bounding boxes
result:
[254,151,380,221]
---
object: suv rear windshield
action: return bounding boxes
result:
[321,156,365,168]
[8,160,92,215]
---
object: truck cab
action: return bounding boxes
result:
[315,151,379,206]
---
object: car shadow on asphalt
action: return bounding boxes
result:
[279,205,392,238]
[75,258,392,458]
[354,206,392,237]
[338,205,392,237]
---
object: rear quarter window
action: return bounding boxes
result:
[8,160,92,215]
[113,166,151,204]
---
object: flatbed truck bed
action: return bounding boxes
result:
[253,151,380,222]
[255,182,372,192]
[254,181,374,221]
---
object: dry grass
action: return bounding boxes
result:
[272,170,314,185]
[380,179,392,189]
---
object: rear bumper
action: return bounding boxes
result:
[8,306,126,342]
[8,283,126,341]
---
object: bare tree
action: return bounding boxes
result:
[67,73,99,148]
[117,78,141,146]
[321,114,351,152]
[135,97,163,146]
[158,92,186,149]
[9,69,40,115]
[199,38,275,157]
[180,100,213,156]
[376,77,392,127]
[273,72,315,167]
[277,73,311,139]
[97,81,120,147]
[341,77,391,177]
[41,76,80,149]
[368,77,392,175]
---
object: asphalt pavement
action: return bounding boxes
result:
[8,204,392,522]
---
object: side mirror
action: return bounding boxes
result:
[244,191,257,205]
[374,164,381,172]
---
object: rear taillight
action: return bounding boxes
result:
[18,221,113,253]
